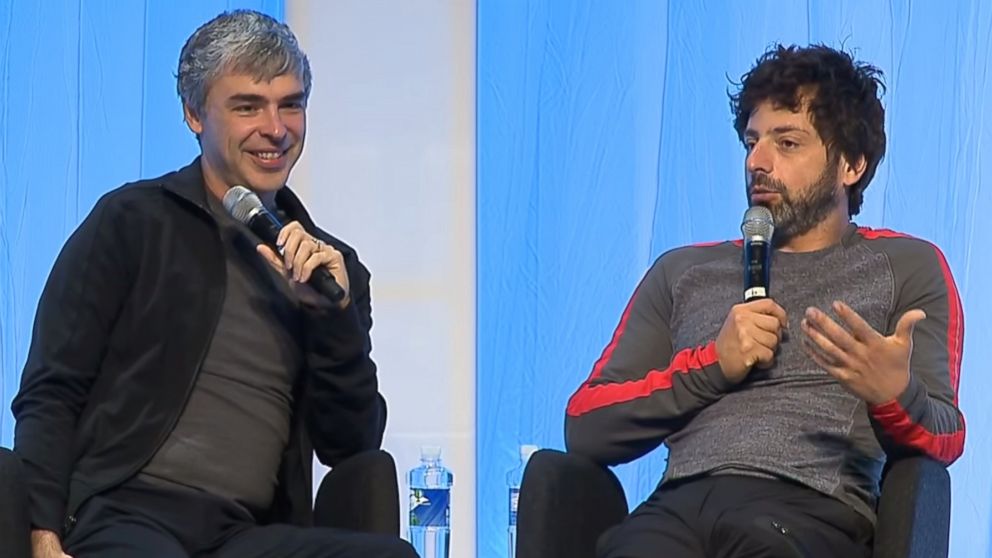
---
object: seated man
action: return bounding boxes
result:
[12,10,415,558]
[565,44,964,558]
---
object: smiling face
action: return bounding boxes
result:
[184,72,307,202]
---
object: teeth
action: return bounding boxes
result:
[255,152,281,160]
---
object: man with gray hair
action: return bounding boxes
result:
[13,10,415,558]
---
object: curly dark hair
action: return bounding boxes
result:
[729,44,886,216]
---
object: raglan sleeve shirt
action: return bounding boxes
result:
[565,250,734,466]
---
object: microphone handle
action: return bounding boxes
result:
[743,239,770,302]
[246,210,347,303]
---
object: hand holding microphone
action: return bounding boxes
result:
[715,206,788,383]
[223,185,349,308]
[716,298,788,383]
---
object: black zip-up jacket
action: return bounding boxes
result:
[12,159,386,536]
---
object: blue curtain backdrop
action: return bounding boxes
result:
[4,1,992,556]
[477,2,992,557]
[0,0,284,445]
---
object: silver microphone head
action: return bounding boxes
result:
[222,185,265,224]
[741,205,774,243]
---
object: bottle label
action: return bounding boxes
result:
[410,488,450,527]
[508,487,520,526]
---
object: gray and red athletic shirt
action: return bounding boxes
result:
[565,224,965,522]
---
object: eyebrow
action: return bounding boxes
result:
[744,125,811,138]
[226,91,307,105]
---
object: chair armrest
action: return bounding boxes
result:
[0,447,32,558]
[517,449,628,558]
[873,455,950,558]
[313,449,400,535]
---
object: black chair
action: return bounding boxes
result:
[0,447,30,558]
[0,446,400,558]
[517,449,950,558]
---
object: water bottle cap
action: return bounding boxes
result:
[520,444,539,461]
[420,445,442,460]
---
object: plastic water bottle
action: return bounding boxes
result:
[408,446,453,558]
[507,445,539,558]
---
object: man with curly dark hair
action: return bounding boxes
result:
[566,44,964,557]
[730,44,887,235]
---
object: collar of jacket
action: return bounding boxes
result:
[159,157,353,258]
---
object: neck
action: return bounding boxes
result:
[777,209,850,253]
[199,158,277,209]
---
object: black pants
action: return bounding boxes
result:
[63,478,417,558]
[596,475,873,558]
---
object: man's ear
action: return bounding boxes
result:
[841,154,867,187]
[183,103,204,135]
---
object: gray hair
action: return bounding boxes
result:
[177,10,311,116]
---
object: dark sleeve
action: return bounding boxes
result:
[11,193,134,533]
[302,252,386,467]
[564,252,733,466]
[868,239,965,465]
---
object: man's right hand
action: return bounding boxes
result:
[715,298,789,383]
[31,529,73,558]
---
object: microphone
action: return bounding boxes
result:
[741,206,774,302]
[223,185,346,303]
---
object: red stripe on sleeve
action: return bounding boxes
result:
[585,290,641,383]
[692,239,743,248]
[566,342,719,417]
[855,226,902,240]
[932,246,965,398]
[870,400,965,464]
